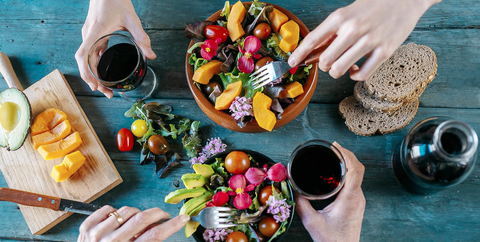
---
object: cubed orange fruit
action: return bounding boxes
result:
[37,132,82,160]
[32,120,71,150]
[51,151,86,182]
[31,108,67,135]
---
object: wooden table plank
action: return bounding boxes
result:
[1,0,478,29]
[1,97,479,241]
[0,26,479,108]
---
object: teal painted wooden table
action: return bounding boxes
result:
[1,0,479,241]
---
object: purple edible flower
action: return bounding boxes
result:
[190,137,227,165]
[203,228,233,242]
[266,195,292,223]
[229,96,254,121]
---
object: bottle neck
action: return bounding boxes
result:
[430,120,478,163]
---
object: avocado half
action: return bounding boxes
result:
[0,88,32,151]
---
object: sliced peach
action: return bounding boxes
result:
[32,120,71,150]
[51,151,86,182]
[31,108,67,136]
[37,132,82,160]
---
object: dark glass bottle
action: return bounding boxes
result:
[392,117,478,194]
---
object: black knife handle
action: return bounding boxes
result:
[0,187,61,211]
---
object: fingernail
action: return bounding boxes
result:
[288,56,296,67]
[333,141,342,147]
[88,83,95,91]
[179,215,190,223]
[107,93,113,99]
[149,48,157,58]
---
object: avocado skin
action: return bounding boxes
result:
[0,88,32,151]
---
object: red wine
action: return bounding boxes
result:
[290,145,342,195]
[97,43,146,91]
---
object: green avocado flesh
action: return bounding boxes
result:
[0,88,32,151]
[164,187,207,204]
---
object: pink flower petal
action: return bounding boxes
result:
[244,184,255,192]
[234,193,252,210]
[245,167,267,186]
[201,48,214,60]
[252,54,262,59]
[237,56,255,73]
[229,174,246,190]
[238,45,245,54]
[212,191,230,206]
[244,36,261,53]
[228,191,237,196]
[267,163,287,182]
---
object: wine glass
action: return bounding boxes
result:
[87,32,157,101]
[287,140,347,200]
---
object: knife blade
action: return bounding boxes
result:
[0,187,102,215]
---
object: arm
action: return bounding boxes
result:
[77,205,189,241]
[295,142,366,242]
[289,0,442,81]
[75,0,156,98]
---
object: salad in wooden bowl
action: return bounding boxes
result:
[165,150,295,241]
[185,0,318,133]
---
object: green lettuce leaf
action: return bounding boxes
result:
[211,158,229,179]
[287,64,313,85]
[182,120,201,158]
[188,53,209,71]
[220,1,230,20]
[247,0,266,17]
[124,101,146,119]
[266,33,290,61]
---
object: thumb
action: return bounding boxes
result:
[129,25,156,60]
[294,192,321,222]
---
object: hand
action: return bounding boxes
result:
[289,0,441,81]
[75,0,156,98]
[295,142,366,242]
[77,205,189,242]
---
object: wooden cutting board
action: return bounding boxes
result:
[0,53,123,235]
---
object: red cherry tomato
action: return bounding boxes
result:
[204,25,229,43]
[225,151,251,174]
[259,216,279,238]
[117,128,134,152]
[259,185,280,205]
[253,23,272,40]
[226,231,248,242]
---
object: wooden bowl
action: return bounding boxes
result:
[185,3,318,133]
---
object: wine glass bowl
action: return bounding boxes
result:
[88,32,157,101]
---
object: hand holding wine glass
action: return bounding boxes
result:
[75,0,156,98]
[295,142,366,242]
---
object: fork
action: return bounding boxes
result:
[190,207,240,228]
[250,45,329,89]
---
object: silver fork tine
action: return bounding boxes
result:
[250,65,268,78]
[251,71,268,82]
[254,78,273,89]
[212,207,236,212]
[252,75,271,86]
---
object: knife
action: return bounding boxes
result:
[0,187,102,215]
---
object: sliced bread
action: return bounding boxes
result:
[339,96,419,136]
[364,43,437,103]
[353,81,403,113]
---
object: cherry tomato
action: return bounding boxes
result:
[226,231,248,242]
[253,23,272,40]
[148,135,169,155]
[259,185,280,205]
[225,151,250,174]
[204,25,229,43]
[131,119,148,137]
[259,216,279,238]
[255,57,274,71]
[117,128,134,152]
[202,80,223,96]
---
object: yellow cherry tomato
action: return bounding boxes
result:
[131,119,148,137]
